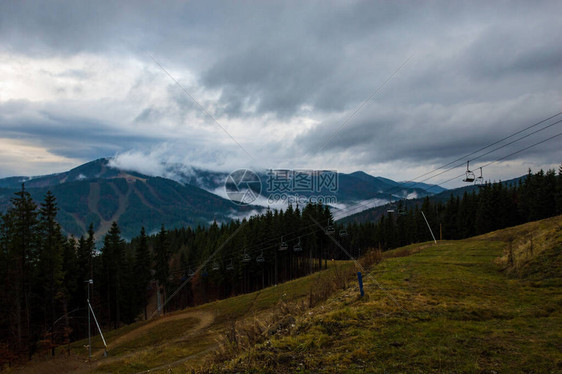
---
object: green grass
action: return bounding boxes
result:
[44,216,562,373]
[200,261,354,324]
[206,215,562,373]
[105,317,199,356]
[62,260,353,373]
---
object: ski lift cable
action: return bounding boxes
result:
[331,121,562,219]
[309,215,409,313]
[168,125,562,272]
[171,227,324,273]
[433,131,562,188]
[331,128,562,221]
[311,125,553,316]
[340,115,562,212]
[205,112,562,256]
[229,129,559,269]
[316,54,415,154]
[149,221,247,319]
[401,111,562,185]
[151,55,256,162]
[393,117,562,192]
[154,111,562,269]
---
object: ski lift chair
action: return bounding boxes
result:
[325,226,335,235]
[226,260,234,271]
[397,201,407,215]
[387,194,396,213]
[279,236,288,251]
[463,161,475,183]
[256,251,265,263]
[293,237,302,252]
[339,229,348,237]
[474,167,484,187]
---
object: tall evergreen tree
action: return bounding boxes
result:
[36,191,65,337]
[5,184,39,352]
[101,222,125,327]
[153,225,170,313]
[134,227,151,319]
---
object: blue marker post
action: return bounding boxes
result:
[357,272,364,297]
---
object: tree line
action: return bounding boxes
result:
[1,166,560,363]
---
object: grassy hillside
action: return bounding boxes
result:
[16,260,355,373]
[16,215,562,373]
[204,215,562,373]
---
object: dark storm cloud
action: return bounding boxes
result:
[296,93,562,165]
[1,0,561,175]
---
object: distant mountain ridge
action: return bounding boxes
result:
[0,158,446,240]
[0,159,256,240]
[339,175,526,224]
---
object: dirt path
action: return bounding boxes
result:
[103,309,214,353]
[82,310,215,373]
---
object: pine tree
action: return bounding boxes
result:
[153,225,170,313]
[5,184,39,351]
[36,191,65,337]
[134,227,151,319]
[101,222,125,327]
[76,224,95,314]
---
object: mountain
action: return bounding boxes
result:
[0,159,257,240]
[399,181,447,194]
[184,168,442,205]
[339,175,526,224]
[0,158,446,240]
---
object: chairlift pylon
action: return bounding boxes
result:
[463,161,475,183]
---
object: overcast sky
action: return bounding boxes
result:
[1,0,561,188]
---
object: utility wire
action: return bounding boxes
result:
[158,115,562,273]
[226,112,562,252]
[151,55,256,162]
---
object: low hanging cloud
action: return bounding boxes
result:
[107,148,176,179]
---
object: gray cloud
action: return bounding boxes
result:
[0,100,159,161]
[0,0,561,185]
